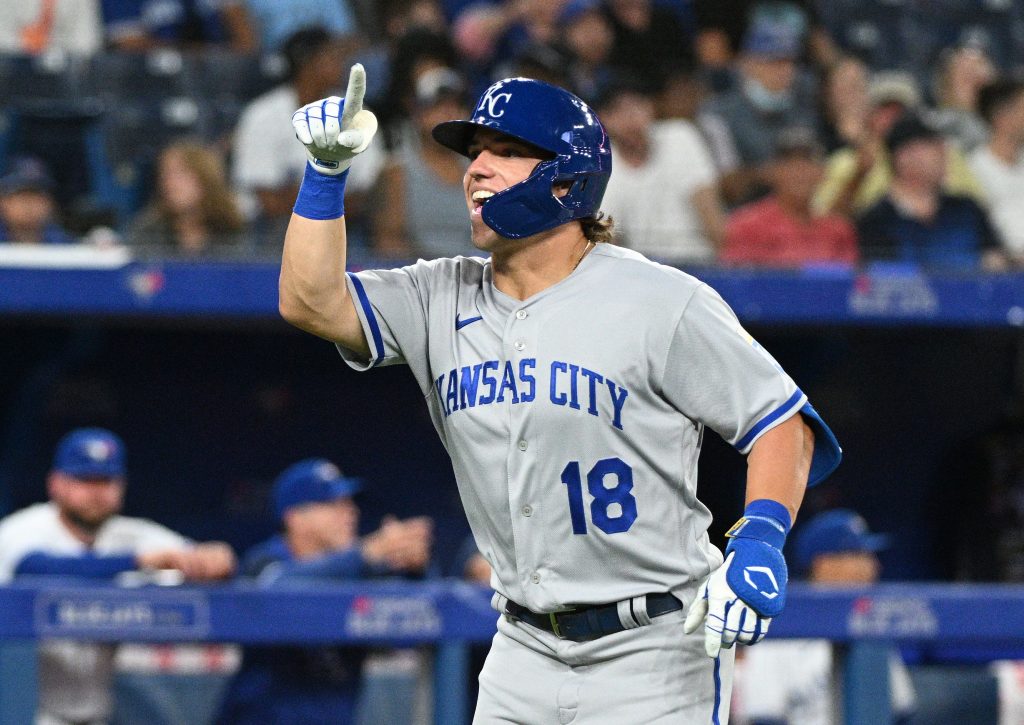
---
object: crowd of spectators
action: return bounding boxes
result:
[1,0,1023,271]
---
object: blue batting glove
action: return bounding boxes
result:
[291,64,378,176]
[684,499,790,657]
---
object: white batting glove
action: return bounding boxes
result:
[292,63,379,176]
[684,501,790,658]
[683,552,775,658]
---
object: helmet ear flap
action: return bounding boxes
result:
[483,161,574,239]
[557,175,592,204]
[557,171,610,215]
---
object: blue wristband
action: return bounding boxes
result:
[744,499,792,533]
[293,164,348,220]
[725,499,792,551]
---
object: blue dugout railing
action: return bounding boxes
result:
[1,250,1024,327]
[0,581,1022,725]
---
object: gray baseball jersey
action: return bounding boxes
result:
[0,503,188,723]
[341,243,828,614]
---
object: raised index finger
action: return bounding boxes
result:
[340,63,365,128]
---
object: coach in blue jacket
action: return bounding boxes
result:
[216,458,431,725]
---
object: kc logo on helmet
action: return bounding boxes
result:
[743,566,780,599]
[478,87,513,118]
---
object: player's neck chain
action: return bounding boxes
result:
[573,241,594,272]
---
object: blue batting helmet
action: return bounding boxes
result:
[432,77,612,240]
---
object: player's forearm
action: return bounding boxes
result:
[280,212,352,332]
[688,418,810,656]
[280,66,377,352]
[744,414,814,523]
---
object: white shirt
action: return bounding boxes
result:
[601,119,719,263]
[993,659,1024,725]
[0,503,188,723]
[0,1,102,56]
[968,145,1024,257]
[231,84,385,218]
[733,639,916,725]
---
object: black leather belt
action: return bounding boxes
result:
[504,592,682,642]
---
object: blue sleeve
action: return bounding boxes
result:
[14,552,137,578]
[100,0,139,23]
[264,547,368,584]
[799,401,842,487]
[969,198,1000,251]
[100,0,146,40]
[856,203,899,261]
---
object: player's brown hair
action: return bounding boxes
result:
[580,212,614,244]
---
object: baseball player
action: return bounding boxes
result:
[278,66,842,723]
[0,428,235,725]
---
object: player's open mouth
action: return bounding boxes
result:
[471,190,495,215]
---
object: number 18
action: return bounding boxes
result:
[560,457,638,535]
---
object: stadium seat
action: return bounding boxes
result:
[0,99,129,234]
[822,0,1021,77]
[819,0,909,70]
[901,0,1021,78]
[101,95,217,220]
[193,51,285,103]
[0,53,92,106]
[90,51,198,102]
[190,52,286,141]
[0,102,107,205]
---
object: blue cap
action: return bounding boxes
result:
[741,20,801,59]
[53,428,126,479]
[0,156,55,195]
[559,0,600,26]
[273,458,362,521]
[792,509,890,571]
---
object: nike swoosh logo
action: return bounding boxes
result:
[455,313,483,330]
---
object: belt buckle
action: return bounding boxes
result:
[548,612,565,639]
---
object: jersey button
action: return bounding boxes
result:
[517,439,528,451]
[513,340,526,351]
[522,505,533,517]
[530,572,541,584]
[515,309,528,320]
